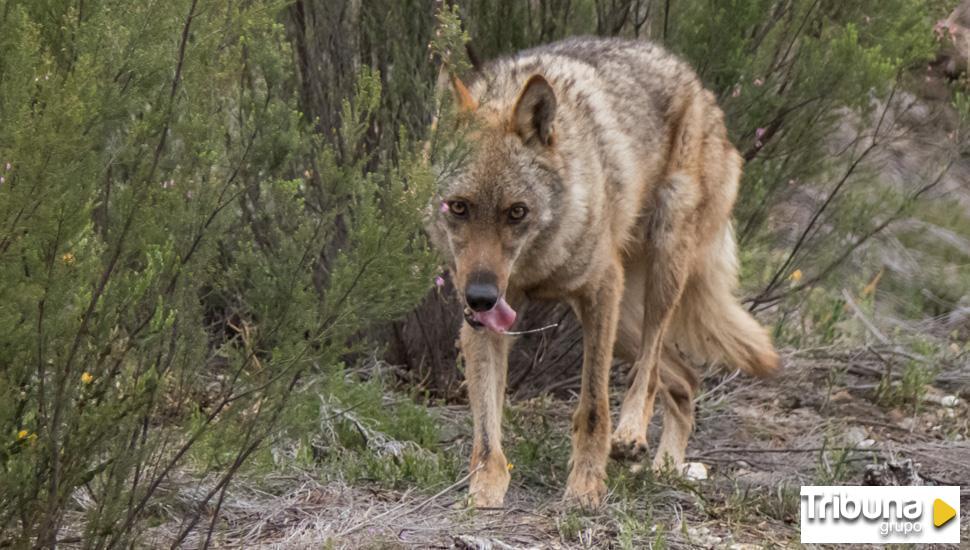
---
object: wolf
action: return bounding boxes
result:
[428,37,780,508]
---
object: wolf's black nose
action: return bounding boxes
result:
[465,282,499,312]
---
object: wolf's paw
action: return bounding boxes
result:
[469,465,510,509]
[610,429,648,461]
[563,467,607,509]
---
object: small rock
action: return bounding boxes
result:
[923,389,962,408]
[842,426,869,447]
[858,438,876,449]
[683,462,709,481]
[687,525,722,546]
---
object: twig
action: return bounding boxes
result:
[537,374,582,396]
[869,346,929,364]
[337,465,481,537]
[662,0,670,41]
[841,289,889,345]
[747,82,902,311]
[504,322,559,336]
[694,369,741,404]
[850,417,922,434]
[692,446,880,457]
[748,156,954,311]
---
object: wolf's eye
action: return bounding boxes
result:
[448,200,468,218]
[508,204,529,223]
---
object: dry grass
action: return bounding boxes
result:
[88,344,969,549]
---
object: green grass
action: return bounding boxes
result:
[504,396,571,490]
[246,366,465,489]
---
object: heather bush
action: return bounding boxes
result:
[0,1,435,545]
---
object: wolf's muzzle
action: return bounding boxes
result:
[464,271,499,312]
[463,307,485,329]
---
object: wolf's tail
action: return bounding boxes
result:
[670,225,780,377]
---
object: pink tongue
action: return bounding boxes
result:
[472,297,517,333]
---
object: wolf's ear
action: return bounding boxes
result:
[450,75,478,112]
[512,75,556,147]
[435,66,478,113]
[425,66,477,162]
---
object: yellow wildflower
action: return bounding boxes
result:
[61,252,75,265]
[789,269,803,283]
[81,372,94,384]
[506,462,514,472]
[17,429,29,440]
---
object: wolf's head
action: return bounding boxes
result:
[430,75,563,332]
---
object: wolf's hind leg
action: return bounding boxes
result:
[462,323,512,508]
[653,344,699,470]
[611,176,697,462]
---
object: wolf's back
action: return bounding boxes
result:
[476,37,701,152]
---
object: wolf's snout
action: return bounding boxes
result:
[464,271,500,312]
[465,281,499,312]
[461,270,517,332]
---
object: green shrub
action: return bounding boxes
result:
[0,1,435,545]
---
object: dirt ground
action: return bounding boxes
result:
[134,345,969,549]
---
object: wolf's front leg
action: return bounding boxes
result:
[461,322,512,508]
[564,260,623,508]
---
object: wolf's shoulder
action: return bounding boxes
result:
[492,37,689,75]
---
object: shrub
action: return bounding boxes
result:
[0,1,435,545]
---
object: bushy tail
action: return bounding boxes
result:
[670,226,780,377]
